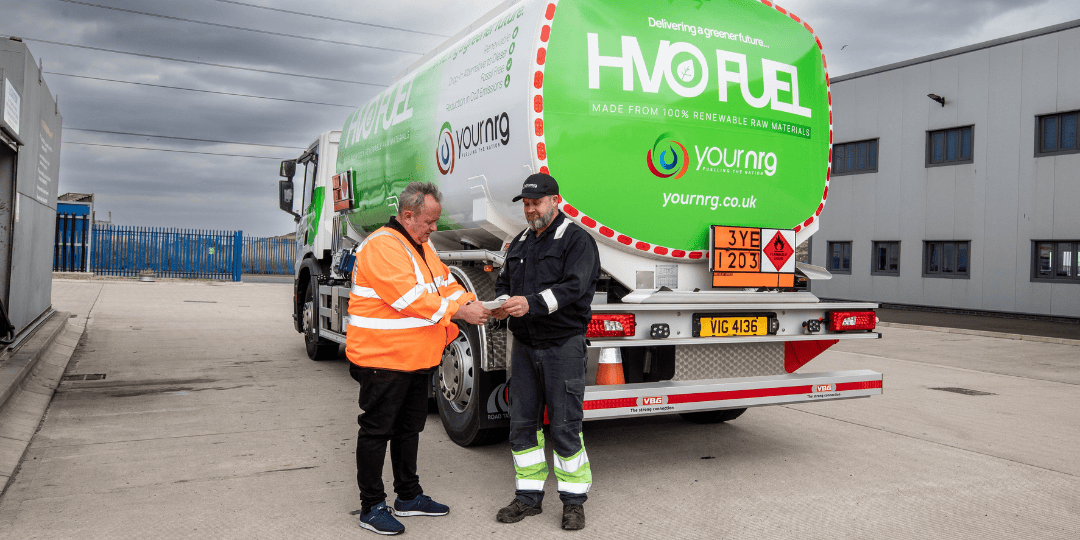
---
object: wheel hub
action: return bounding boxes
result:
[303,300,314,334]
[439,332,474,413]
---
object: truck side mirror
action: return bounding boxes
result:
[279,180,299,221]
[279,159,297,179]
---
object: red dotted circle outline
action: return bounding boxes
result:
[529,0,831,260]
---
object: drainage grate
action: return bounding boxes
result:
[63,374,107,381]
[930,387,995,396]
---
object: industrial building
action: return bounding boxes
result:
[812,19,1080,320]
[1,37,62,340]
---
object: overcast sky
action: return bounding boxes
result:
[3,0,1078,237]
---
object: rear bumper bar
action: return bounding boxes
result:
[582,369,882,420]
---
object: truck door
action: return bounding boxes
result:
[297,150,319,247]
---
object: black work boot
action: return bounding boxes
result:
[496,499,542,523]
[562,504,585,530]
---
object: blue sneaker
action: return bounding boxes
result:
[358,502,405,535]
[393,494,449,517]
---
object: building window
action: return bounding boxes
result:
[923,241,970,278]
[833,139,878,175]
[926,126,974,166]
[1036,111,1079,157]
[828,241,852,274]
[1032,241,1079,282]
[872,241,900,275]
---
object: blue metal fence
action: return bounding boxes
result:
[90,225,243,281]
[242,237,296,275]
[55,222,296,280]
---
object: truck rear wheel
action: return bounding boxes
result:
[679,408,747,424]
[303,273,339,361]
[434,322,508,447]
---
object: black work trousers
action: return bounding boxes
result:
[350,364,430,510]
[508,334,589,506]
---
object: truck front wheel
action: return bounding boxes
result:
[679,408,747,424]
[303,273,339,361]
[434,322,508,447]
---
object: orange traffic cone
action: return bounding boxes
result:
[595,348,625,385]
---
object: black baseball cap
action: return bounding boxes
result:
[512,173,560,202]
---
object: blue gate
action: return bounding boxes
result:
[54,206,92,272]
[90,225,243,281]
[242,237,296,275]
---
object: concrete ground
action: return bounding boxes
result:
[0,279,1076,539]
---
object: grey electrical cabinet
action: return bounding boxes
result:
[1,37,63,339]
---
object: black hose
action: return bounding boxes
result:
[0,298,14,344]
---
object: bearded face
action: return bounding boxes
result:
[527,200,557,231]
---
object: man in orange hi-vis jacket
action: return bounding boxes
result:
[346,181,490,536]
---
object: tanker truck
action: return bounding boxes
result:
[276,0,882,447]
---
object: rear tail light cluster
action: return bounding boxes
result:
[827,311,877,332]
[587,314,636,338]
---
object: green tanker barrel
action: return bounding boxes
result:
[337,0,832,259]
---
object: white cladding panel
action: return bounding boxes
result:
[816,24,1080,318]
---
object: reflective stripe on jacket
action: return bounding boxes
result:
[346,226,475,371]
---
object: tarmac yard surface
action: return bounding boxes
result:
[0,280,1077,539]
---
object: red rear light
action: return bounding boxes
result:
[587,314,636,337]
[828,311,876,332]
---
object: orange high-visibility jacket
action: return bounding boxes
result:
[346,226,476,372]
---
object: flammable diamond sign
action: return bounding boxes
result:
[760,229,796,273]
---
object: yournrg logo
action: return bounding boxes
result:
[695,144,777,176]
[436,122,455,175]
[646,132,689,179]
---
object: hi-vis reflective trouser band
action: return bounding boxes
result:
[512,430,548,492]
[347,231,460,329]
[554,434,592,495]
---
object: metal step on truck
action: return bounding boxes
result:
[276,0,882,447]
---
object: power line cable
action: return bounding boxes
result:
[63,128,307,150]
[45,71,358,108]
[56,0,423,55]
[8,36,387,87]
[64,141,287,160]
[208,0,448,38]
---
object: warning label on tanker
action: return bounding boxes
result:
[763,231,794,271]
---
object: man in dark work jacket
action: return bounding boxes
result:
[491,173,600,531]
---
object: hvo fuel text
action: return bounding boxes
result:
[587,34,812,118]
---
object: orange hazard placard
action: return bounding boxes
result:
[332,171,353,212]
[709,226,797,288]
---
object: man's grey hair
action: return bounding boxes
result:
[397,182,443,216]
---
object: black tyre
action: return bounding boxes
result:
[434,322,508,447]
[679,408,747,424]
[303,272,339,361]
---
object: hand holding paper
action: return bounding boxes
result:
[482,295,510,310]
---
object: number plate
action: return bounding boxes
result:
[696,316,768,337]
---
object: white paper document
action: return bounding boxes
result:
[482,295,510,310]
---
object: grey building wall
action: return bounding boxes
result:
[812,21,1080,319]
[1,38,63,335]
